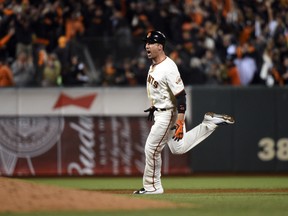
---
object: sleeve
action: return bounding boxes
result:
[166,62,185,96]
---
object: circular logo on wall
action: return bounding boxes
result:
[0,116,64,158]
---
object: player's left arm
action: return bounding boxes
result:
[166,63,186,140]
[172,89,186,141]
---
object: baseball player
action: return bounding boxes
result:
[133,31,235,195]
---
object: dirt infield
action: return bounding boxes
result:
[2,177,287,213]
[0,177,179,213]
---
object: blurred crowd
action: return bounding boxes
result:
[0,0,288,88]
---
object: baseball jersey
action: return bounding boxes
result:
[146,56,184,109]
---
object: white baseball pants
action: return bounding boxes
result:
[143,110,218,192]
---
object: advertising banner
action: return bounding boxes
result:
[0,116,191,176]
[0,88,150,116]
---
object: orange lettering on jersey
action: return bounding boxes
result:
[153,81,158,88]
[147,74,154,83]
[147,74,158,88]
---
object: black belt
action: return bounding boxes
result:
[155,107,174,111]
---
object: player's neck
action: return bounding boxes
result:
[152,54,166,66]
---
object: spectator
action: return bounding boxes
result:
[65,10,85,41]
[83,4,105,37]
[113,9,133,61]
[0,0,287,87]
[42,53,61,87]
[14,11,33,56]
[101,55,117,86]
[234,42,258,85]
[120,58,137,86]
[54,36,72,79]
[202,49,221,85]
[133,54,149,86]
[169,49,192,85]
[11,51,35,87]
[279,56,288,85]
[0,26,15,61]
[32,1,63,52]
[130,2,153,39]
[35,48,47,86]
[189,57,207,85]
[63,55,88,86]
[265,49,285,87]
[222,55,241,86]
[260,42,274,86]
[234,55,257,86]
[0,58,14,87]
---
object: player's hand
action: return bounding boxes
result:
[144,106,156,121]
[171,119,184,141]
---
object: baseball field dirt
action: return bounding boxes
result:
[2,177,288,214]
[0,177,179,213]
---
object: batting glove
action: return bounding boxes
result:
[171,119,184,141]
[144,106,156,121]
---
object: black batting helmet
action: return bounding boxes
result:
[142,31,166,45]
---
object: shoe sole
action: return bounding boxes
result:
[133,189,164,195]
[206,112,235,124]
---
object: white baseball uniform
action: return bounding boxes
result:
[143,56,218,192]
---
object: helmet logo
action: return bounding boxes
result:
[147,32,151,38]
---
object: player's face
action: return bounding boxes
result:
[145,43,162,59]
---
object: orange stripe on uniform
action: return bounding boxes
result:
[151,111,174,190]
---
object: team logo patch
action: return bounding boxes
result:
[176,76,182,84]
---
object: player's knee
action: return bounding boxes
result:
[145,145,160,157]
[169,147,184,155]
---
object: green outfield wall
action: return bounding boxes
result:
[189,86,288,172]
